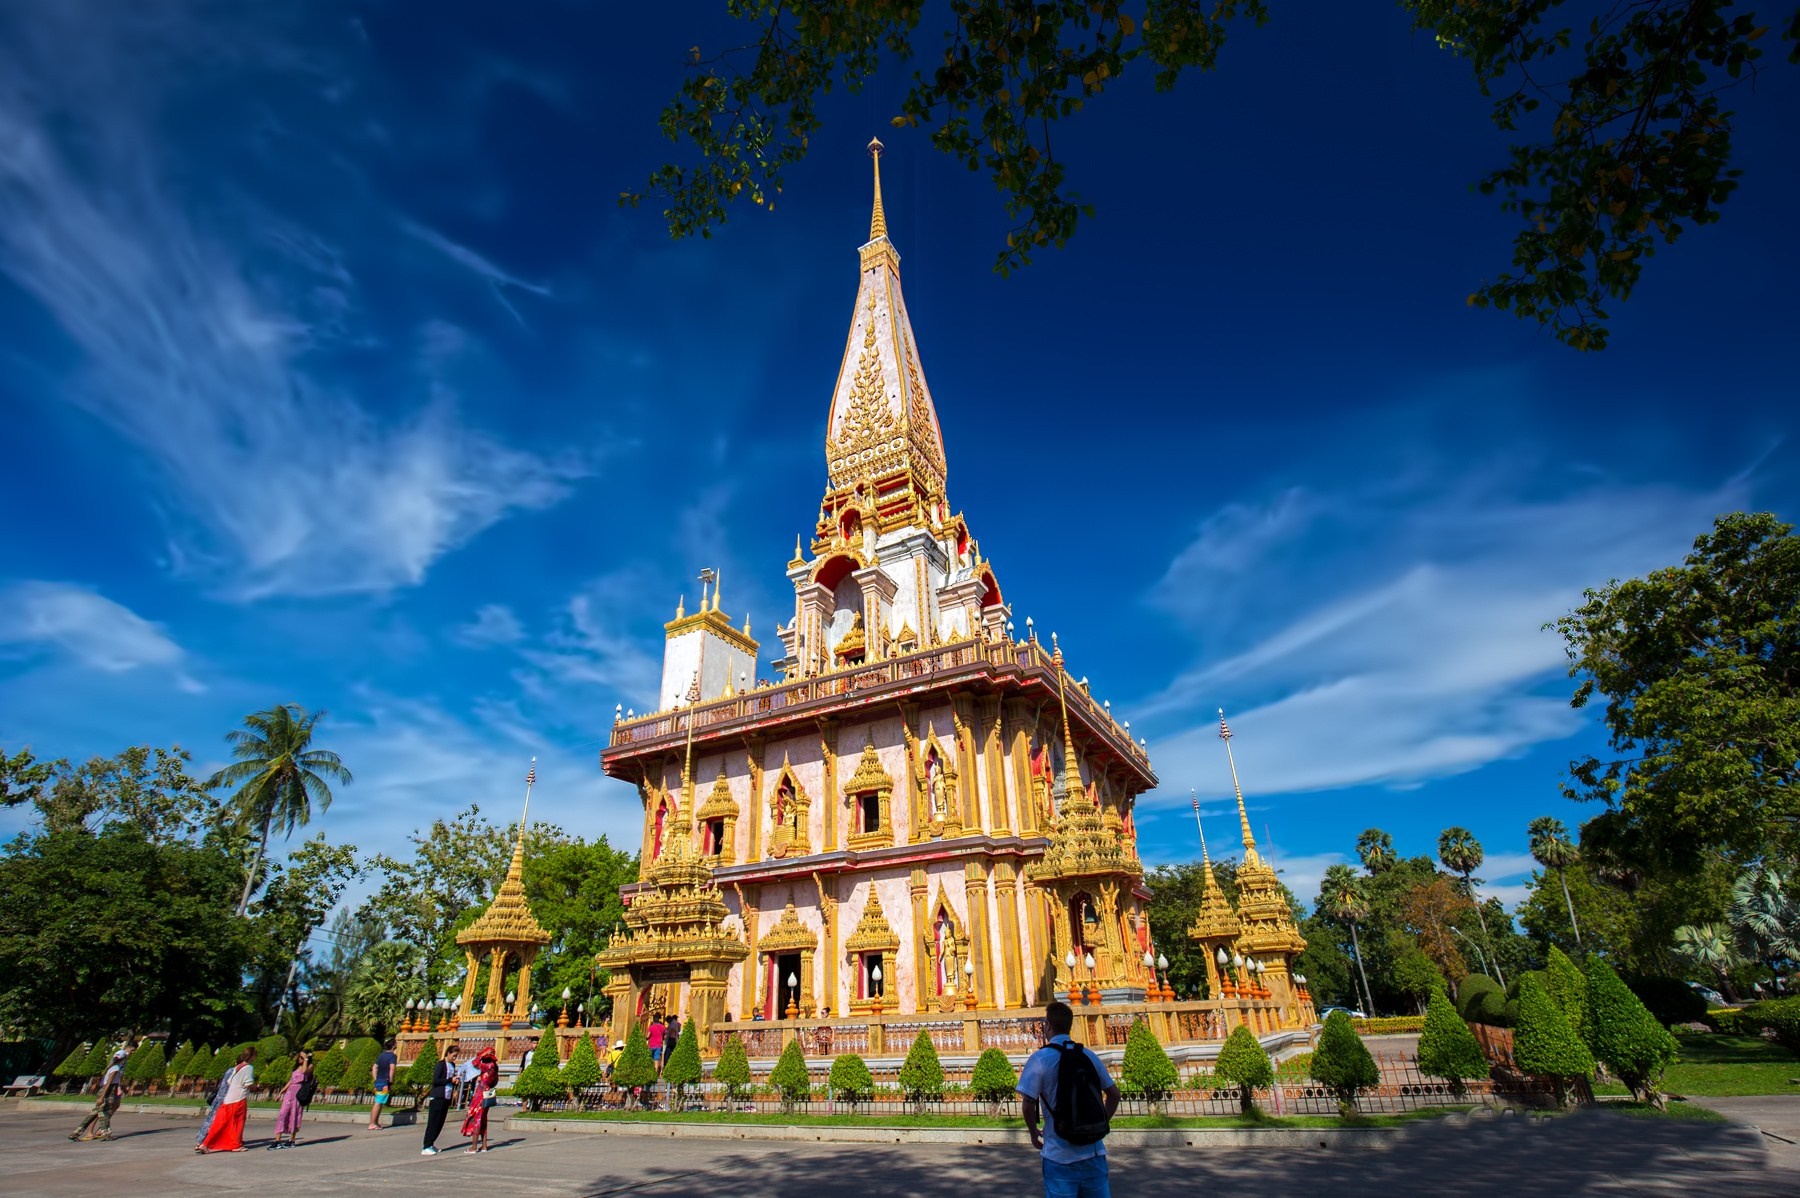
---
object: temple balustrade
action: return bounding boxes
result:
[607,636,1149,774]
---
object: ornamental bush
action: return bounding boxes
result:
[1121,1018,1179,1103]
[1513,972,1593,1105]
[1456,974,1506,1025]
[1310,1009,1379,1116]
[1417,986,1488,1097]
[264,1054,296,1097]
[256,1033,290,1065]
[53,1043,91,1083]
[78,1040,113,1081]
[1739,997,1800,1053]
[183,1045,214,1091]
[511,1041,567,1111]
[663,1021,703,1106]
[340,1038,379,1094]
[206,1043,244,1083]
[769,1039,812,1108]
[828,1052,874,1104]
[971,1048,1019,1107]
[401,1037,436,1101]
[561,1031,607,1096]
[612,1024,656,1093]
[1624,976,1707,1028]
[311,1045,343,1091]
[898,1030,945,1103]
[715,1035,752,1104]
[165,1041,195,1087]
[1545,948,1588,1036]
[1585,955,1679,1107]
[1350,1015,1425,1035]
[1213,1024,1273,1115]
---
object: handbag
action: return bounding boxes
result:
[482,1093,497,1110]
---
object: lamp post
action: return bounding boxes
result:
[560,987,572,1028]
[1216,946,1231,996]
[1157,954,1170,1001]
[1064,950,1080,1005]
[963,958,977,1010]
[1142,950,1155,1000]
[1084,952,1099,1006]
[871,963,884,1018]
[576,1002,585,1028]
[785,972,800,1020]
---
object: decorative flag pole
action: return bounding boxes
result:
[521,756,538,830]
[1219,708,1257,849]
[1190,789,1211,861]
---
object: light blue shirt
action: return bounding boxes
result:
[1016,1035,1114,1163]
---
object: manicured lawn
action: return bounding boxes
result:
[513,1107,1454,1130]
[1610,1101,1729,1122]
[1665,1034,1800,1097]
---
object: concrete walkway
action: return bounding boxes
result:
[1689,1094,1800,1172]
[6,1100,1795,1197]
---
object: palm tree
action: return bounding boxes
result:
[1437,826,1502,986]
[1672,922,1743,1001]
[1527,816,1583,948]
[1729,866,1799,990]
[207,704,351,916]
[1356,828,1396,874]
[1321,863,1376,1016]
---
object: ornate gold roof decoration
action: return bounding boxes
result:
[844,734,892,795]
[457,839,552,949]
[697,764,738,820]
[756,901,819,954]
[1186,817,1241,945]
[844,889,900,954]
[1215,711,1305,960]
[1026,639,1138,889]
[834,611,868,662]
[825,301,897,471]
[597,829,747,973]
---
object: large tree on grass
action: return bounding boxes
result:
[1555,513,1799,865]
[1438,827,1502,986]
[1529,816,1584,949]
[1320,864,1377,1017]
[206,705,351,916]
[636,2,1797,350]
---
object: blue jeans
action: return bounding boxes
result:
[1042,1154,1110,1198]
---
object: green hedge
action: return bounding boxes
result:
[1735,997,1800,1053]
[971,1048,1018,1104]
[828,1053,874,1103]
[1213,1024,1272,1115]
[898,1031,944,1102]
[715,1035,751,1102]
[1352,1015,1425,1035]
[1311,1010,1379,1115]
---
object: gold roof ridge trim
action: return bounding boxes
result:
[457,838,552,947]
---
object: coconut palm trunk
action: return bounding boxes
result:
[1349,919,1375,1016]
[236,808,275,917]
[1461,868,1504,987]
[1557,866,1582,948]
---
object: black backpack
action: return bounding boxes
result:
[1048,1042,1111,1146]
[296,1074,317,1106]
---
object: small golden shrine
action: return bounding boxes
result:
[456,837,552,1027]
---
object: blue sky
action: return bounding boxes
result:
[1,1,1795,917]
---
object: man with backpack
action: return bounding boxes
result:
[1017,1001,1121,1198]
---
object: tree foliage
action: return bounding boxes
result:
[715,1034,752,1102]
[1121,1017,1178,1101]
[828,1052,874,1103]
[612,1024,656,1091]
[1557,513,1800,863]
[1514,972,1594,1101]
[1584,955,1679,1106]
[1418,987,1489,1094]
[1310,1009,1379,1115]
[770,1038,812,1104]
[970,1047,1018,1104]
[53,1043,91,1081]
[1544,946,1589,1036]
[898,1030,944,1101]
[402,1036,437,1098]
[560,1031,605,1092]
[663,1019,703,1101]
[1212,1024,1272,1114]
[513,1038,567,1109]
[125,1040,167,1089]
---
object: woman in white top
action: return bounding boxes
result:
[198,1046,256,1153]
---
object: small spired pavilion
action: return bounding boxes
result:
[455,837,553,1028]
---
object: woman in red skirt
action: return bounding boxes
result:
[459,1047,499,1153]
[199,1046,257,1153]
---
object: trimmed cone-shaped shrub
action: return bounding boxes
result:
[401,1037,436,1103]
[311,1045,343,1092]
[612,1024,656,1093]
[828,1053,874,1104]
[1213,1024,1273,1115]
[53,1043,92,1082]
[898,1030,945,1103]
[1545,948,1587,1036]
[1418,986,1489,1096]
[264,1054,296,1097]
[1311,1009,1379,1116]
[715,1034,751,1104]
[1514,972,1593,1105]
[340,1038,379,1094]
[1121,1018,1179,1102]
[125,1041,166,1091]
[769,1039,811,1107]
[663,1020,703,1106]
[79,1040,113,1081]
[1584,955,1678,1107]
[512,1040,567,1111]
[166,1041,195,1087]
[971,1048,1019,1107]
[184,1045,215,1092]
[256,1034,289,1065]
[562,1031,607,1097]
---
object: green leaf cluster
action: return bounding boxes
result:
[1737,996,1800,1054]
[1544,947,1587,1035]
[663,1020,703,1097]
[970,1048,1018,1104]
[828,1052,874,1103]
[897,1031,944,1101]
[1120,1018,1178,1101]
[561,1031,606,1091]
[769,1039,811,1103]
[166,1041,195,1085]
[1310,1010,1379,1114]
[1455,974,1510,1026]
[79,1041,114,1078]
[338,1038,379,1092]
[1513,972,1593,1097]
[1212,1024,1272,1114]
[1584,955,1678,1105]
[512,1038,567,1109]
[53,1043,93,1080]
[311,1044,343,1090]
[714,1035,751,1101]
[611,1024,656,1090]
[1417,987,1488,1091]
[402,1037,437,1093]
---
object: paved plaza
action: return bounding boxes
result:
[5,1100,1798,1197]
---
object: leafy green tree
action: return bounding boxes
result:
[1388,939,1447,1014]
[125,1040,167,1092]
[340,1038,380,1095]
[0,746,57,814]
[714,1034,751,1105]
[1212,1024,1272,1115]
[0,824,251,1045]
[1320,864,1376,1016]
[828,1053,874,1104]
[1671,922,1744,999]
[897,1030,944,1103]
[183,1045,214,1091]
[611,1024,656,1095]
[1728,864,1800,986]
[52,1043,91,1086]
[1121,1018,1178,1102]
[1584,955,1680,1108]
[205,704,352,916]
[1556,513,1800,863]
[1529,817,1584,949]
[79,1040,113,1082]
[970,1047,1018,1108]
[340,941,425,1036]
[3,746,219,845]
[769,1039,812,1108]
[1310,1010,1379,1116]
[166,1041,195,1086]
[401,1037,437,1104]
[663,1020,703,1105]
[559,1031,605,1103]
[1513,972,1593,1106]
[1292,914,1356,1010]
[1544,947,1588,1037]
[512,1040,566,1111]
[311,1044,344,1092]
[1438,827,1501,986]
[1417,987,1489,1098]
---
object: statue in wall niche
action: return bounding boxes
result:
[924,747,946,820]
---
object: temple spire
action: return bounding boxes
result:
[1219,708,1260,861]
[868,137,888,241]
[1053,634,1087,810]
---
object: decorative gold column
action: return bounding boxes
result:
[994,862,1023,1009]
[1025,883,1051,1003]
[819,718,839,853]
[1006,699,1035,834]
[814,872,840,1016]
[459,951,481,1015]
[952,698,979,832]
[745,739,765,864]
[909,867,930,1010]
[485,948,507,1014]
[966,860,996,1008]
[983,697,1010,835]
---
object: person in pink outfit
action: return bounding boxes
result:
[270,1051,313,1149]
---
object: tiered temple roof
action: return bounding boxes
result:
[456,839,552,950]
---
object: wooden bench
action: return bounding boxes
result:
[3,1075,48,1097]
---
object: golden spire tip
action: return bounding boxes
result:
[868,137,888,242]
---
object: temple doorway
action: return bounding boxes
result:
[772,953,801,1018]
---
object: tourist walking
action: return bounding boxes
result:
[459,1047,499,1153]
[269,1050,312,1149]
[420,1043,460,1156]
[68,1049,128,1142]
[647,1015,666,1075]
[194,1058,229,1149]
[198,1046,257,1154]
[367,1038,398,1130]
[1017,1002,1120,1198]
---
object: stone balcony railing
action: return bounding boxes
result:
[604,636,1153,779]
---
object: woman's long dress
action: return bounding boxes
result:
[200,1064,253,1152]
[274,1067,306,1137]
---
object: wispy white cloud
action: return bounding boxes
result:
[0,2,586,599]
[1139,464,1750,802]
[455,603,526,647]
[401,220,551,328]
[0,581,199,690]
[517,572,664,710]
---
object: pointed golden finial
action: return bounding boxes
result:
[1053,635,1086,808]
[868,137,887,241]
[712,568,723,612]
[675,594,686,619]
[1191,789,1211,866]
[1219,709,1256,852]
